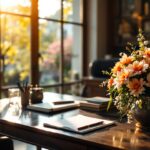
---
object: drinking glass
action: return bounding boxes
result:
[8,88,21,112]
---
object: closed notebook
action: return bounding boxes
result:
[80,101,106,111]
[80,97,110,111]
[80,97,114,111]
[85,97,110,104]
[44,114,115,134]
[27,101,79,113]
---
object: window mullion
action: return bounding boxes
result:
[31,0,39,85]
[82,0,88,76]
[60,0,64,93]
[0,10,2,98]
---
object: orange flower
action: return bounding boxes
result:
[133,62,143,72]
[127,78,145,96]
[112,62,122,74]
[130,61,149,74]
[144,48,150,58]
[107,78,114,89]
[118,71,130,84]
[144,49,150,65]
[120,54,133,65]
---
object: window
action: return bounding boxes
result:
[0,0,84,96]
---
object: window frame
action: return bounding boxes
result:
[0,0,87,96]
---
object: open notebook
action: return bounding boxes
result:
[44,114,115,134]
[27,101,79,113]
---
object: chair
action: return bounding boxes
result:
[90,58,118,79]
[82,58,118,97]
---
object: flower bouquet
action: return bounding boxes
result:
[103,29,150,121]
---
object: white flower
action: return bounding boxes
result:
[144,41,149,46]
[113,76,121,89]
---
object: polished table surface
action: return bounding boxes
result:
[0,92,150,150]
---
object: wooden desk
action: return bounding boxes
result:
[0,92,150,150]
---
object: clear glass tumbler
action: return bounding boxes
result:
[8,88,20,111]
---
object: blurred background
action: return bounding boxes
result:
[0,0,150,97]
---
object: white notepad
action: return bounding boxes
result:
[44,114,115,134]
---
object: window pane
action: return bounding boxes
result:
[63,84,82,96]
[63,24,83,83]
[44,87,60,93]
[39,20,61,85]
[38,0,61,20]
[0,0,31,15]
[63,0,83,23]
[0,14,31,85]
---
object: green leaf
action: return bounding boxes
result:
[107,96,113,111]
